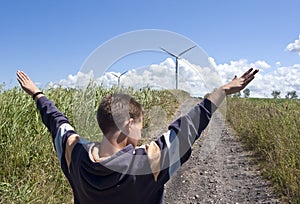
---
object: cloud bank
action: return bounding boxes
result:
[49,35,300,98]
[48,57,224,97]
[48,58,299,98]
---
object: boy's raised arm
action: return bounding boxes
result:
[153,68,259,185]
[16,70,68,136]
[16,71,79,167]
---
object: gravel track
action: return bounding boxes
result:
[162,98,282,204]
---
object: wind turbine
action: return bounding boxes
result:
[111,70,128,87]
[160,45,196,89]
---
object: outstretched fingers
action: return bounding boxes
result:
[17,71,29,82]
[251,69,259,76]
[243,75,255,86]
[16,71,40,96]
[242,68,259,87]
[241,68,253,78]
[17,71,27,85]
[241,68,259,78]
[17,72,25,86]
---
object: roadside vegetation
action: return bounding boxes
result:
[226,97,300,203]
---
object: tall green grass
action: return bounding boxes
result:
[226,98,300,203]
[0,86,189,203]
[0,87,71,203]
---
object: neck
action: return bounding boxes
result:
[98,131,128,158]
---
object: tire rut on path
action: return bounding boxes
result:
[163,98,281,204]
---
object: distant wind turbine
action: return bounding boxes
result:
[160,45,196,89]
[111,70,128,87]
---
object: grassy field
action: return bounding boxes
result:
[0,86,189,203]
[226,97,300,203]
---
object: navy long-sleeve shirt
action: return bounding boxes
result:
[36,96,217,204]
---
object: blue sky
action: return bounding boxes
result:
[0,0,299,97]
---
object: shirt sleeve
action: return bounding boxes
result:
[36,96,78,164]
[155,98,217,185]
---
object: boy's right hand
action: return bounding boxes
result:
[222,68,259,95]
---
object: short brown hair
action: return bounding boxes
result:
[97,93,144,135]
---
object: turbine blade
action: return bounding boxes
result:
[111,73,119,78]
[120,70,128,76]
[160,47,178,58]
[178,45,196,57]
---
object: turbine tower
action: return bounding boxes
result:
[160,45,196,89]
[111,70,128,87]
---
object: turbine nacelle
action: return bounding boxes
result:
[160,45,196,89]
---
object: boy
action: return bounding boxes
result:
[17,68,258,204]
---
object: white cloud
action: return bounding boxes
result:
[213,58,270,85]
[48,70,94,89]
[286,35,300,55]
[213,59,300,98]
[49,58,300,98]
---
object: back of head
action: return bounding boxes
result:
[97,93,143,135]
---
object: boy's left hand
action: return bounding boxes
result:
[16,71,41,96]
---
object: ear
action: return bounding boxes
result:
[124,118,134,135]
[128,118,134,130]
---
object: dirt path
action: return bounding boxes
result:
[163,98,281,204]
